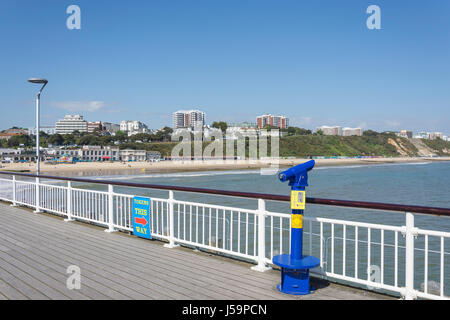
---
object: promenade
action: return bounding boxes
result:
[0,202,390,300]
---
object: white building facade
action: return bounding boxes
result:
[173,110,205,129]
[120,121,149,136]
[28,126,56,136]
[55,115,88,134]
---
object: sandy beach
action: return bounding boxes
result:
[1,157,449,177]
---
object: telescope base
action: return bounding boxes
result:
[273,254,320,295]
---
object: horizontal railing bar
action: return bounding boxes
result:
[1,171,450,216]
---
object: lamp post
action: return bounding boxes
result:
[28,78,48,213]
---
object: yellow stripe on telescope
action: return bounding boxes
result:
[291,214,303,229]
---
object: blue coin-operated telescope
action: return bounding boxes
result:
[273,160,320,295]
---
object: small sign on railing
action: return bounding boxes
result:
[132,196,151,239]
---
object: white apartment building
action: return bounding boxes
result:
[414,132,443,140]
[103,122,120,133]
[396,130,413,139]
[28,126,56,136]
[342,127,363,136]
[256,114,289,129]
[79,146,120,161]
[120,120,149,136]
[55,115,87,134]
[173,110,205,129]
[119,149,146,162]
[316,126,342,136]
[87,121,103,133]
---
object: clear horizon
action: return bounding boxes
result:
[0,1,449,135]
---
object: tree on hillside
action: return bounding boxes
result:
[212,121,228,133]
[7,135,32,147]
[130,133,152,143]
[114,130,128,142]
[63,134,77,146]
[47,134,64,146]
[287,126,312,136]
[363,130,379,137]
[77,135,100,146]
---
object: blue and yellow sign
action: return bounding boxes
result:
[132,196,151,239]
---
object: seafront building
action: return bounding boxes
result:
[173,110,205,129]
[342,127,363,136]
[413,131,443,140]
[316,125,362,136]
[55,115,88,134]
[119,149,147,162]
[256,114,289,129]
[79,146,120,161]
[87,121,103,133]
[102,122,120,134]
[120,120,149,136]
[316,125,342,136]
[28,126,56,136]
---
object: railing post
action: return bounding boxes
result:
[164,190,179,248]
[64,181,74,222]
[10,175,17,207]
[403,211,417,300]
[251,199,271,272]
[105,184,116,233]
[33,177,41,213]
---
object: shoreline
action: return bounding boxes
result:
[1,157,450,177]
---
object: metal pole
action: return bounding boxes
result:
[34,93,41,213]
[36,92,40,175]
[251,199,271,272]
[105,184,116,233]
[64,181,74,222]
[164,190,179,248]
[11,175,17,206]
[404,211,416,300]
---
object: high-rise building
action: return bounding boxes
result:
[28,126,56,136]
[256,114,289,129]
[342,127,363,136]
[102,122,120,133]
[55,115,87,134]
[120,120,149,136]
[172,110,205,129]
[87,121,103,133]
[396,130,413,139]
[316,125,342,136]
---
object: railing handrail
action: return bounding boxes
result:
[1,170,449,216]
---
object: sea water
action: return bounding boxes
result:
[78,161,450,296]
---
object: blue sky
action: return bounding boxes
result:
[0,0,449,134]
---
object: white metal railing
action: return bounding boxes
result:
[0,175,448,300]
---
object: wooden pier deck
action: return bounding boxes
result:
[0,202,392,300]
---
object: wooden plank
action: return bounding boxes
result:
[0,246,108,300]
[1,227,246,300]
[0,228,177,300]
[2,209,287,300]
[0,220,208,300]
[0,204,388,300]
[0,265,49,300]
[2,205,277,286]
[0,278,29,300]
[0,211,273,300]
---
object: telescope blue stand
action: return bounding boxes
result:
[273,160,320,295]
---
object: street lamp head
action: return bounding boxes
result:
[28,78,48,84]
